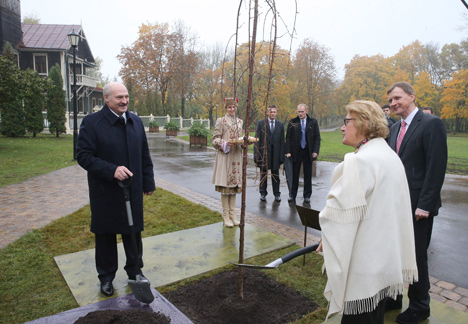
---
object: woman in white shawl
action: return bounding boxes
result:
[317,100,418,324]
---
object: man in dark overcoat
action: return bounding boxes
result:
[76,82,155,297]
[386,82,447,324]
[285,103,321,204]
[254,105,284,202]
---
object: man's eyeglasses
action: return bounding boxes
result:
[343,118,356,126]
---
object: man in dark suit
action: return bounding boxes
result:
[77,82,156,297]
[382,104,396,127]
[254,105,284,202]
[387,82,447,324]
[285,103,321,204]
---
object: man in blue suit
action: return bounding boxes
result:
[285,104,321,204]
[386,82,447,324]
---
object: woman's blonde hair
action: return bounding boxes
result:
[346,100,389,139]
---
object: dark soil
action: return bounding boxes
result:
[73,268,318,324]
[74,309,171,324]
[164,268,319,324]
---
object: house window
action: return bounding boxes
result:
[92,98,96,108]
[34,54,48,75]
[98,98,103,106]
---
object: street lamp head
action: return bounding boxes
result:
[68,29,80,48]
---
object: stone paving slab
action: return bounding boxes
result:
[24,288,193,324]
[323,289,468,324]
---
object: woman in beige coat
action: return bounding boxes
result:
[212,98,244,227]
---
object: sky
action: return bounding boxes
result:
[21,0,468,81]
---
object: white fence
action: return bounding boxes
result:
[42,112,210,133]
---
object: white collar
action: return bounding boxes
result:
[402,108,418,126]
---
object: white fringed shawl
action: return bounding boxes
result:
[319,138,418,319]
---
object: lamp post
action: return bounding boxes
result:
[68,29,80,160]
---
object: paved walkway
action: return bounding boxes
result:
[0,164,467,314]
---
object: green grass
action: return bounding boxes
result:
[0,134,76,187]
[0,189,328,324]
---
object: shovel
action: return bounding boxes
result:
[230,243,319,269]
[118,177,154,304]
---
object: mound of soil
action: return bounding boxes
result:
[164,268,319,324]
[74,309,170,324]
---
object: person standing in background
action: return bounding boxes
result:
[285,103,321,204]
[254,105,284,202]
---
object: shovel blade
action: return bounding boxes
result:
[128,278,154,304]
[229,261,277,269]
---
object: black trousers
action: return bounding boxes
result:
[341,300,384,324]
[95,232,144,282]
[290,147,312,199]
[259,167,280,197]
[408,216,433,312]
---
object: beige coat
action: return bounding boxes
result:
[211,113,243,189]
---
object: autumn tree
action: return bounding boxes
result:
[392,40,430,84]
[170,21,200,118]
[339,54,396,106]
[439,42,468,81]
[441,69,468,132]
[291,39,337,124]
[118,22,199,117]
[413,71,440,114]
[195,43,226,125]
[223,41,292,125]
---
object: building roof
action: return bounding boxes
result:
[20,24,81,50]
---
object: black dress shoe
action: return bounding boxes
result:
[396,308,430,324]
[384,295,402,312]
[288,196,295,203]
[260,195,266,201]
[303,198,310,204]
[100,281,114,297]
[275,196,281,202]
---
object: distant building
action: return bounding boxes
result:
[1,0,102,130]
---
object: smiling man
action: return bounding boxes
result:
[386,82,447,324]
[76,82,155,297]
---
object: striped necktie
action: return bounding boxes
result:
[396,121,407,153]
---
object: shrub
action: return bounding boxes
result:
[149,121,160,127]
[164,121,180,131]
[187,122,209,137]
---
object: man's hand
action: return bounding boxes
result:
[286,153,291,158]
[415,208,429,221]
[114,166,133,181]
[312,153,318,159]
[144,191,154,196]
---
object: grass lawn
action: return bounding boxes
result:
[0,189,328,324]
[0,134,76,187]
